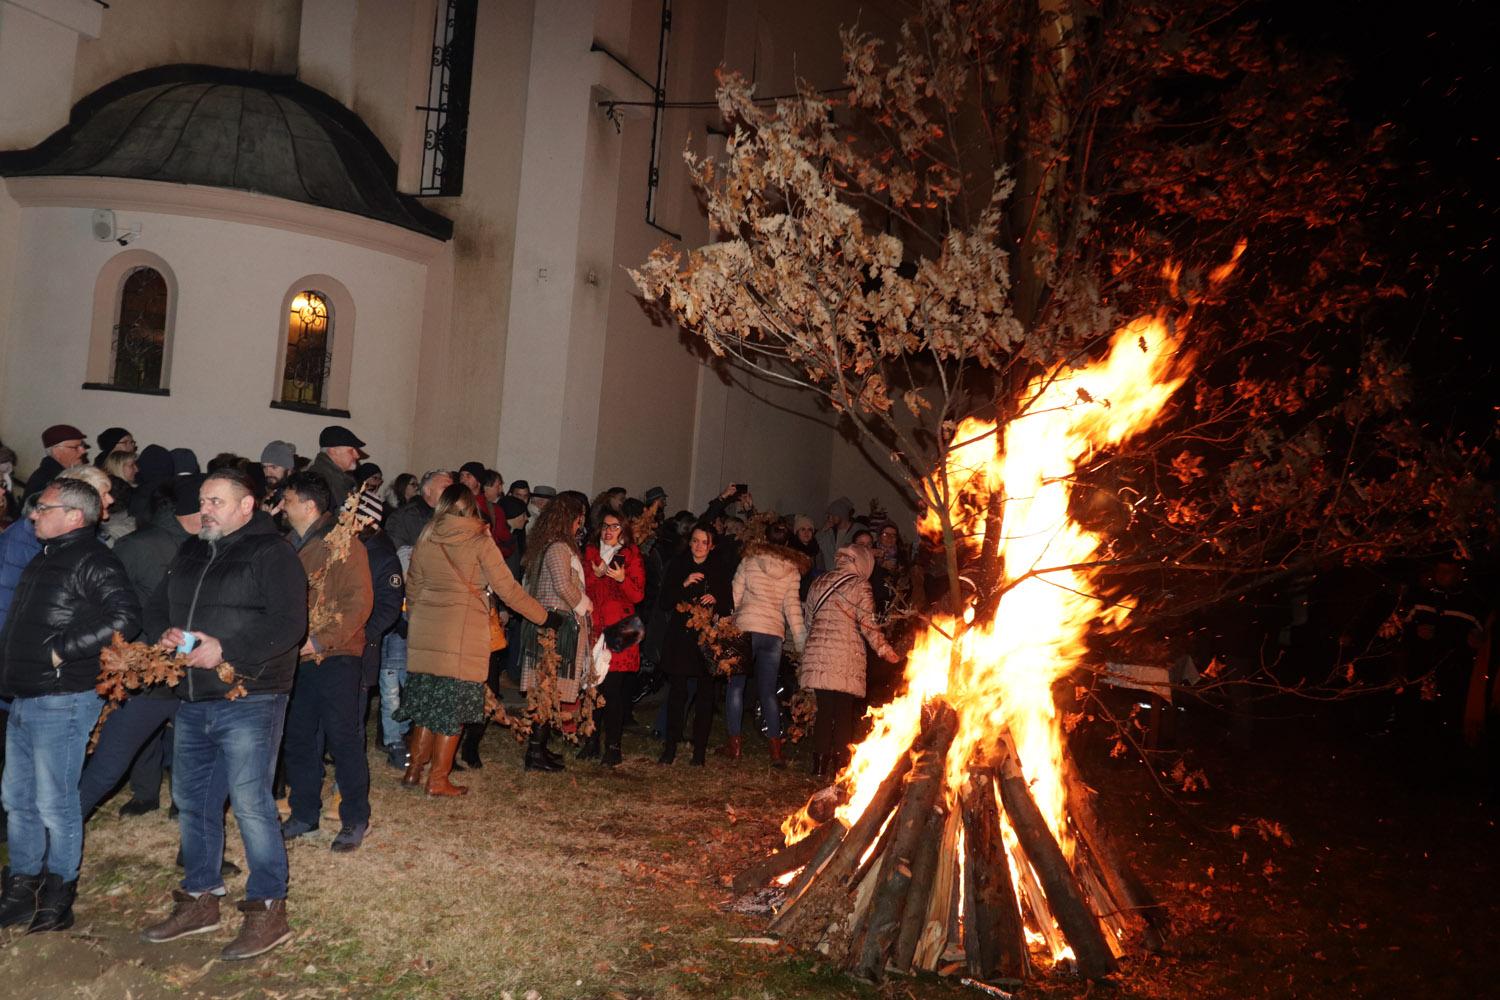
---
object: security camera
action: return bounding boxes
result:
[116,233,135,247]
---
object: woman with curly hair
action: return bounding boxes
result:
[401,484,560,795]
[518,492,593,772]
[578,507,645,766]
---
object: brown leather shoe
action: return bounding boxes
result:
[715,735,743,760]
[220,898,291,960]
[140,889,221,943]
[426,733,468,797]
[769,737,788,769]
[401,726,435,788]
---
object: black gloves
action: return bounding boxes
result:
[543,609,570,631]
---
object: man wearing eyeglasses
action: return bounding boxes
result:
[22,425,89,498]
[0,478,141,933]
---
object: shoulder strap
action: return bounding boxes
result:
[810,572,859,619]
[437,541,490,607]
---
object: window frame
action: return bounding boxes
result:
[271,275,355,416]
[84,249,177,395]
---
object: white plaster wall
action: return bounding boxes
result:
[0,205,429,479]
[72,0,276,101]
[0,0,97,147]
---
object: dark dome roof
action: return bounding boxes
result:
[0,65,451,240]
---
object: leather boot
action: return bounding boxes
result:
[576,731,600,760]
[140,889,221,943]
[541,727,566,767]
[0,868,43,929]
[769,737,788,769]
[27,873,77,933]
[221,899,291,960]
[601,743,623,767]
[524,730,563,772]
[402,727,435,788]
[457,721,484,770]
[426,733,468,796]
[715,735,743,760]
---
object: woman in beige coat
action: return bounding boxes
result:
[800,544,901,777]
[400,484,559,795]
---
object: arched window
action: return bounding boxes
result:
[280,289,333,406]
[112,266,168,390]
[85,250,177,394]
[270,276,354,416]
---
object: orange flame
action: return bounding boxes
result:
[783,247,1243,960]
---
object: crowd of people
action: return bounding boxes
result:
[0,422,920,959]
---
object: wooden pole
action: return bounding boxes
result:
[851,701,959,980]
[734,821,839,895]
[997,749,1117,980]
[911,806,963,971]
[891,796,950,972]
[960,771,1029,981]
[1064,766,1166,950]
[770,729,919,944]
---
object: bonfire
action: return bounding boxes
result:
[745,254,1243,985]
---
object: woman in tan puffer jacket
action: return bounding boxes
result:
[724,520,810,765]
[800,544,900,776]
[400,484,555,796]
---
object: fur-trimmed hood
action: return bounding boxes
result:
[739,540,812,576]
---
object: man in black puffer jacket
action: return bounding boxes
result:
[0,477,141,934]
[137,468,307,962]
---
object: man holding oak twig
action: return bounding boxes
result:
[138,468,308,960]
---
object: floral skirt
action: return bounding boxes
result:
[394,673,485,736]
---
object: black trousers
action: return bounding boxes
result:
[811,689,859,758]
[79,694,177,816]
[284,655,371,828]
[664,675,714,755]
[595,672,633,750]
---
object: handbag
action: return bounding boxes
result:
[439,543,508,652]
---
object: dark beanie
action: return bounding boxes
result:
[354,462,382,485]
[172,474,204,516]
[500,495,528,520]
[170,448,200,476]
[136,444,174,484]
[458,461,486,481]
[97,427,130,456]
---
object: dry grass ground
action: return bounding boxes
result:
[0,715,969,1000]
[3,698,1494,999]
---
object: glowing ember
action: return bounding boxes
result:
[781,247,1242,964]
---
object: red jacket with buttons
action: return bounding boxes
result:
[584,543,646,673]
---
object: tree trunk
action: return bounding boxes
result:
[851,702,959,979]
[960,771,1029,981]
[734,821,839,895]
[770,731,918,944]
[997,750,1117,980]
[1064,766,1166,950]
[891,798,950,972]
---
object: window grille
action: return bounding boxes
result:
[281,290,333,406]
[417,0,479,196]
[112,266,167,390]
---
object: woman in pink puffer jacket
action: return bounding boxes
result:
[800,544,900,776]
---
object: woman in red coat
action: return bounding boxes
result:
[581,507,645,765]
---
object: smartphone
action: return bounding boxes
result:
[609,552,626,569]
[734,483,749,496]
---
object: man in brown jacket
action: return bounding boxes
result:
[278,472,374,852]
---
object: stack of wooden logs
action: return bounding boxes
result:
[749,698,1164,984]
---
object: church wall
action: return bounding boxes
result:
[408,0,535,474]
[0,205,428,480]
[72,0,293,101]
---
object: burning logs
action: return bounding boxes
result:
[996,744,1118,980]
[850,701,958,979]
[960,771,1028,981]
[754,709,1152,987]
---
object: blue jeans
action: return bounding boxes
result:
[284,656,370,829]
[725,633,784,738]
[79,694,178,816]
[173,694,288,900]
[2,690,103,880]
[379,630,409,746]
